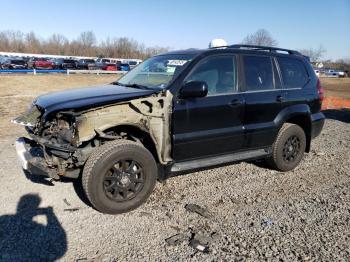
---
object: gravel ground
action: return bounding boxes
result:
[0,110,349,261]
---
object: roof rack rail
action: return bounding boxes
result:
[227,44,301,55]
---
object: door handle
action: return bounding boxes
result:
[229,99,243,107]
[276,95,284,102]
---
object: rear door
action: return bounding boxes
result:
[275,56,318,112]
[241,54,282,149]
[172,54,245,161]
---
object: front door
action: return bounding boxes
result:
[172,55,245,161]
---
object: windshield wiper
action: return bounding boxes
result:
[113,81,160,90]
[123,83,151,90]
[112,81,125,86]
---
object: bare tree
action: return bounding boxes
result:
[298,46,326,62]
[77,31,96,56]
[241,29,278,47]
[44,34,69,55]
[25,32,41,53]
[0,31,11,51]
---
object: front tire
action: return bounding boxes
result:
[267,123,306,172]
[82,140,157,214]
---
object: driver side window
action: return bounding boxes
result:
[184,55,236,95]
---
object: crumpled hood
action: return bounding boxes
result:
[34,84,158,118]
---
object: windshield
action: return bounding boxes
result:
[11,60,25,64]
[117,54,194,89]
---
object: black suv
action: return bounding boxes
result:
[13,45,325,214]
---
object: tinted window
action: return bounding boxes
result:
[277,57,308,88]
[185,56,236,95]
[243,56,274,91]
[11,60,25,65]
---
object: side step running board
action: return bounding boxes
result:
[170,148,270,173]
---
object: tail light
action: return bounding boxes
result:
[317,78,324,102]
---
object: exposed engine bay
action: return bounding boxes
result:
[13,91,173,179]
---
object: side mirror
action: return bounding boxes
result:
[179,81,208,98]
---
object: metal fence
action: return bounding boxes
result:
[0,69,127,75]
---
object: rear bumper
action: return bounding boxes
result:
[15,137,60,179]
[311,112,325,139]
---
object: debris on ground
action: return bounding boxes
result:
[63,208,80,212]
[189,233,210,253]
[63,198,71,206]
[185,204,211,218]
[261,218,274,228]
[165,233,187,246]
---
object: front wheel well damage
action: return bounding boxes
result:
[98,125,160,163]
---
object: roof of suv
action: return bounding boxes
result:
[161,44,303,58]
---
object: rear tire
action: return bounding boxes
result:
[267,123,306,172]
[82,140,157,214]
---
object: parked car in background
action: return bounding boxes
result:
[0,56,6,68]
[76,59,98,70]
[101,63,118,71]
[337,71,346,77]
[314,69,320,77]
[119,63,130,71]
[1,58,27,69]
[27,57,54,69]
[95,58,121,69]
[53,58,77,69]
[95,58,111,69]
[22,57,32,64]
[127,60,142,69]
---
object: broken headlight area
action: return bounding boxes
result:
[15,110,86,179]
[39,113,79,147]
[12,104,42,128]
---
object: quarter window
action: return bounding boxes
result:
[277,57,309,88]
[185,56,236,95]
[243,56,274,91]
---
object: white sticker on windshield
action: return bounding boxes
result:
[167,67,176,73]
[167,60,188,66]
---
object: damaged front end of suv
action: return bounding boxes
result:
[14,102,94,180]
[13,87,174,180]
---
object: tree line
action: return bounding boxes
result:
[0,30,169,59]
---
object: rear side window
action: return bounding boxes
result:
[243,56,274,91]
[277,57,309,88]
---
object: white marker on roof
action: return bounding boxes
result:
[209,39,228,48]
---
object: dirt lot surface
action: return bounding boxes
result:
[321,78,350,99]
[0,75,349,261]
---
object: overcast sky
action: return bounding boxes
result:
[0,0,349,60]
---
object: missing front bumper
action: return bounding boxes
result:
[15,137,60,179]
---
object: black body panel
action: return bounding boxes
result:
[172,93,245,161]
[34,84,157,118]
